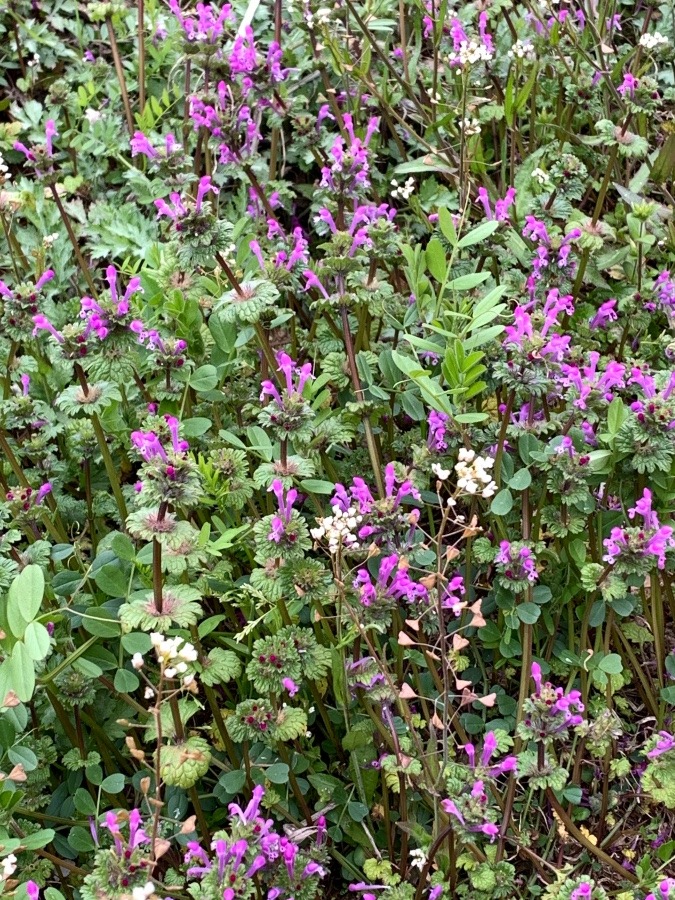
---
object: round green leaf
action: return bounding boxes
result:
[100,773,125,794]
[265,763,289,785]
[114,668,140,693]
[490,489,513,516]
[508,468,532,491]
[219,769,246,794]
[23,622,51,661]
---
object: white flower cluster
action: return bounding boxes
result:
[132,883,156,900]
[454,448,497,498]
[311,505,362,554]
[390,177,415,200]
[130,634,199,686]
[460,117,481,136]
[409,847,428,870]
[508,39,536,61]
[1,854,17,879]
[639,31,670,50]
[531,167,551,186]
[0,153,10,185]
[449,41,493,67]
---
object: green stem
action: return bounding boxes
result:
[106,18,135,134]
[49,184,97,296]
[340,305,384,497]
[91,413,128,523]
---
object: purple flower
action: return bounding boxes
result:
[647,731,675,759]
[617,71,639,98]
[353,554,428,608]
[260,352,313,406]
[169,0,233,43]
[267,480,298,542]
[45,119,58,156]
[590,298,618,329]
[495,541,538,583]
[427,410,449,452]
[477,186,515,222]
[282,677,299,697]
[130,131,158,159]
[32,314,64,343]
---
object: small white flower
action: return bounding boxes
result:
[432,463,451,481]
[508,39,536,61]
[131,653,144,670]
[84,108,102,124]
[1,854,17,879]
[164,667,176,679]
[183,674,195,687]
[460,117,481,136]
[639,31,669,50]
[449,40,493,67]
[132,883,155,900]
[409,848,428,870]
[391,176,416,200]
[144,686,155,699]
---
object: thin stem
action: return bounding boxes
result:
[546,789,638,883]
[91,414,128,523]
[340,305,384,498]
[106,18,135,134]
[137,0,146,113]
[74,365,128,524]
[49,184,98,296]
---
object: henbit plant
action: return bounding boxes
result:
[0,0,675,898]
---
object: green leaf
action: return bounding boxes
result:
[94,563,129,598]
[22,622,51,661]
[121,633,152,655]
[100,773,125,794]
[607,398,628,435]
[299,479,335,495]
[182,417,213,437]
[8,643,35,702]
[110,533,136,562]
[8,745,38,771]
[426,238,447,282]
[518,434,541,465]
[562,786,582,805]
[517,603,541,625]
[456,220,500,249]
[114,669,140,693]
[7,565,44,638]
[265,763,290,784]
[490,489,513,516]
[661,686,675,705]
[447,272,490,291]
[190,365,219,392]
[67,826,95,853]
[508,468,532,491]
[438,207,457,246]
[19,828,55,850]
[454,412,488,423]
[73,787,97,816]
[82,607,122,638]
[347,801,369,822]
[598,653,623,675]
[219,769,247,794]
